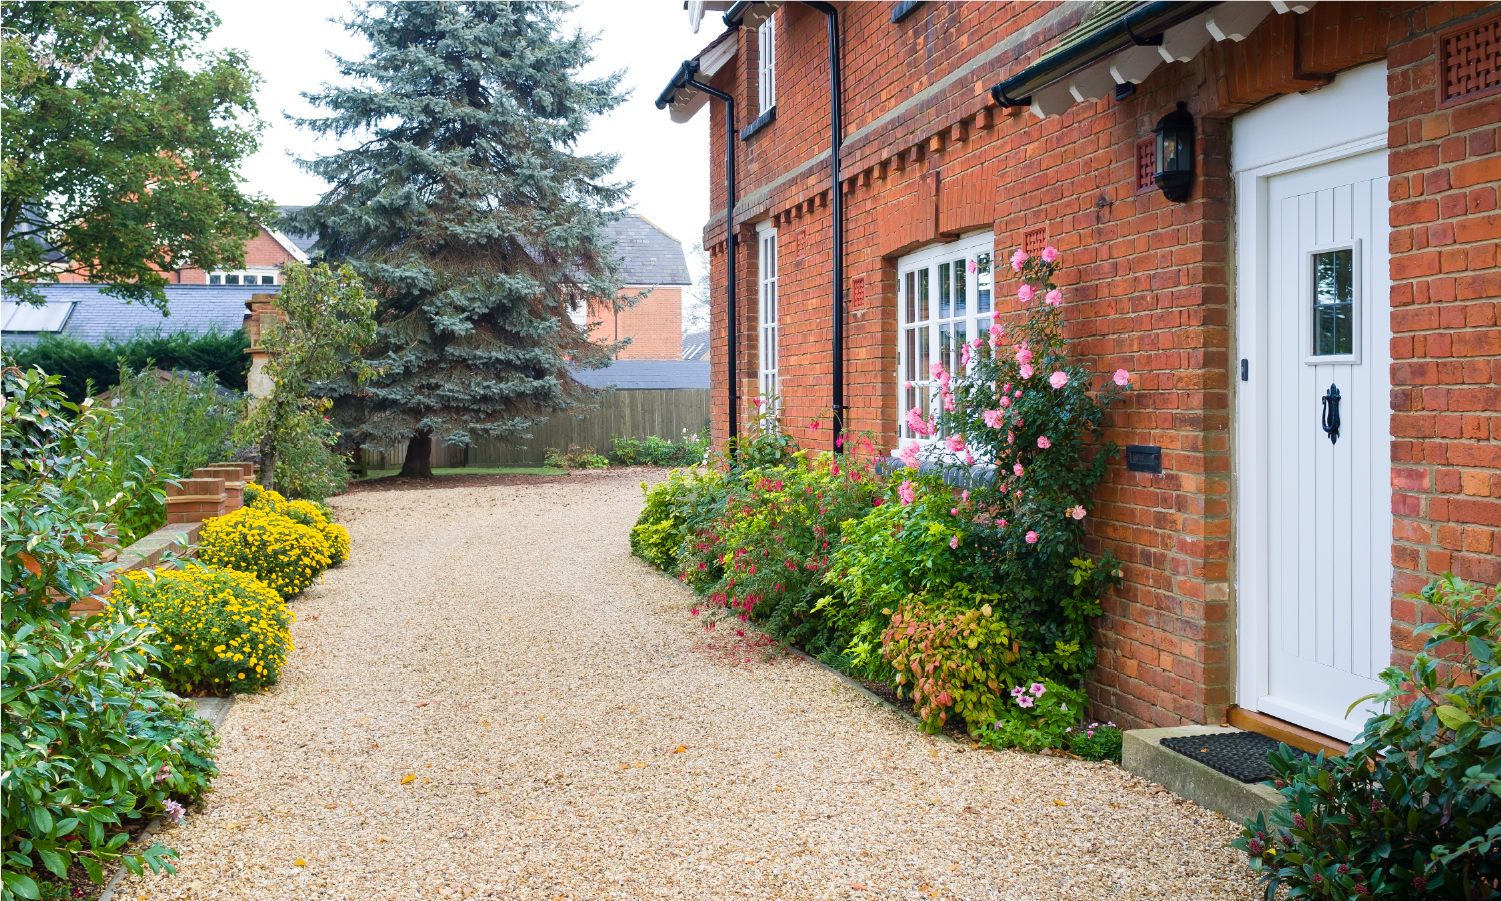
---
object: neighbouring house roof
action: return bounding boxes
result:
[571,360,709,390]
[0,283,276,347]
[274,206,319,255]
[681,329,710,361]
[602,216,693,286]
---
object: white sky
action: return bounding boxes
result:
[209,0,714,266]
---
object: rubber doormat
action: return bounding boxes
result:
[1161,731,1297,783]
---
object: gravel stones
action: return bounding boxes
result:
[113,470,1259,900]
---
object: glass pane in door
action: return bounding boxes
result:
[1313,248,1353,356]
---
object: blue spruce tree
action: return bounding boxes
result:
[289,1,629,477]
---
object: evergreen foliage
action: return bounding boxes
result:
[6,329,251,402]
[287,1,631,478]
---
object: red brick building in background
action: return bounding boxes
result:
[580,215,695,360]
[658,0,1500,742]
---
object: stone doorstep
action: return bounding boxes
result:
[1121,725,1284,826]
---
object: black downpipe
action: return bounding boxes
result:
[684,68,739,450]
[805,2,843,453]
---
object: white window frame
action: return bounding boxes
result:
[896,231,995,443]
[209,270,279,286]
[757,221,778,407]
[757,13,776,115]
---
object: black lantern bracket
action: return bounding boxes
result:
[1153,100,1195,203]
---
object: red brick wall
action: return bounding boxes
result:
[588,286,685,360]
[55,225,299,285]
[1386,2,1501,664]
[695,0,1495,729]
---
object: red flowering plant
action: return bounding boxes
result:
[909,245,1129,683]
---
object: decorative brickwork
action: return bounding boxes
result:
[165,477,227,524]
[1441,10,1501,105]
[1135,140,1156,194]
[689,0,1500,731]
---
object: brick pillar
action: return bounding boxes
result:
[243,293,285,399]
[166,477,228,524]
[194,466,246,511]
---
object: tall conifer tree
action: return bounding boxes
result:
[289,1,629,477]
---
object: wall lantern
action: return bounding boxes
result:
[1153,101,1195,202]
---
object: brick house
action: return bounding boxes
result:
[578,215,695,360]
[658,0,1501,741]
[55,206,311,287]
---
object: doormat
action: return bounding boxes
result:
[1160,731,1316,783]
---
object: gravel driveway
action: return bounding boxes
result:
[114,470,1259,900]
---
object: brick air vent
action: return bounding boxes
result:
[849,276,866,311]
[1136,139,1157,194]
[1440,12,1501,106]
[1022,226,1048,256]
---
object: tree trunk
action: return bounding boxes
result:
[399,431,434,479]
[260,447,277,494]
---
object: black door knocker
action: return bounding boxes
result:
[1321,384,1342,445]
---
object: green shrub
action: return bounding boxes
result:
[544,444,609,469]
[611,429,708,467]
[631,473,692,570]
[95,365,246,544]
[267,404,350,501]
[2,366,219,895]
[112,565,294,695]
[7,328,251,403]
[881,586,1020,733]
[1068,721,1124,763]
[1235,575,1501,900]
[979,678,1089,752]
[197,506,331,599]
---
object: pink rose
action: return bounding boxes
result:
[1015,342,1032,364]
[964,450,975,464]
[1019,363,1034,379]
[1013,463,1024,477]
[1010,248,1027,272]
[1037,436,1051,449]
[1070,505,1087,520]
[1041,246,1059,263]
[903,380,914,389]
[1044,289,1063,306]
[998,396,1010,408]
[967,259,977,273]
[898,480,916,506]
[899,441,921,469]
[1017,284,1035,303]
[946,434,966,454]
[930,362,949,384]
[1049,371,1069,389]
[905,407,934,437]
[960,343,972,367]
[949,534,960,549]
[1113,368,1130,387]
[982,409,1004,428]
[971,337,984,349]
[942,390,956,412]
[1024,530,1039,544]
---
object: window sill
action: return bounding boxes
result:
[739,106,776,141]
[890,0,925,23]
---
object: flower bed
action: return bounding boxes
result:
[632,247,1130,759]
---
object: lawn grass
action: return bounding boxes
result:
[359,465,566,480]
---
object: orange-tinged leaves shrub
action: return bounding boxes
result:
[882,587,1021,735]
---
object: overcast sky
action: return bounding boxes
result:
[209,0,714,265]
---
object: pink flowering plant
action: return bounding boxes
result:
[979,678,1088,754]
[924,248,1128,680]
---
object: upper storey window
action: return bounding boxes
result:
[757,13,776,115]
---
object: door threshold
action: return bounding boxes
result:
[1226,706,1351,758]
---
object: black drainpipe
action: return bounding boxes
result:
[716,1,842,449]
[684,64,739,450]
[805,2,843,453]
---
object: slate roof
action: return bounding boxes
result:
[571,360,709,390]
[1,283,275,347]
[681,329,710,361]
[274,206,318,254]
[603,216,692,286]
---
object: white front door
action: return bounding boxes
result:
[1242,148,1393,741]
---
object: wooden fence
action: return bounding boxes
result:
[358,388,710,469]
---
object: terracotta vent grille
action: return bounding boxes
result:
[1023,227,1048,256]
[1136,140,1157,194]
[1441,13,1501,105]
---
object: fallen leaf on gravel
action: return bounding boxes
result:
[1054,799,1067,806]
[963,806,981,814]
[673,745,688,753]
[323,803,337,809]
[475,789,489,794]
[401,774,416,784]
[294,859,307,867]
[416,702,429,708]
[634,762,649,768]
[377,836,390,843]
[852,884,866,891]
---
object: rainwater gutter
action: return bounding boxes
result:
[803,1,845,454]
